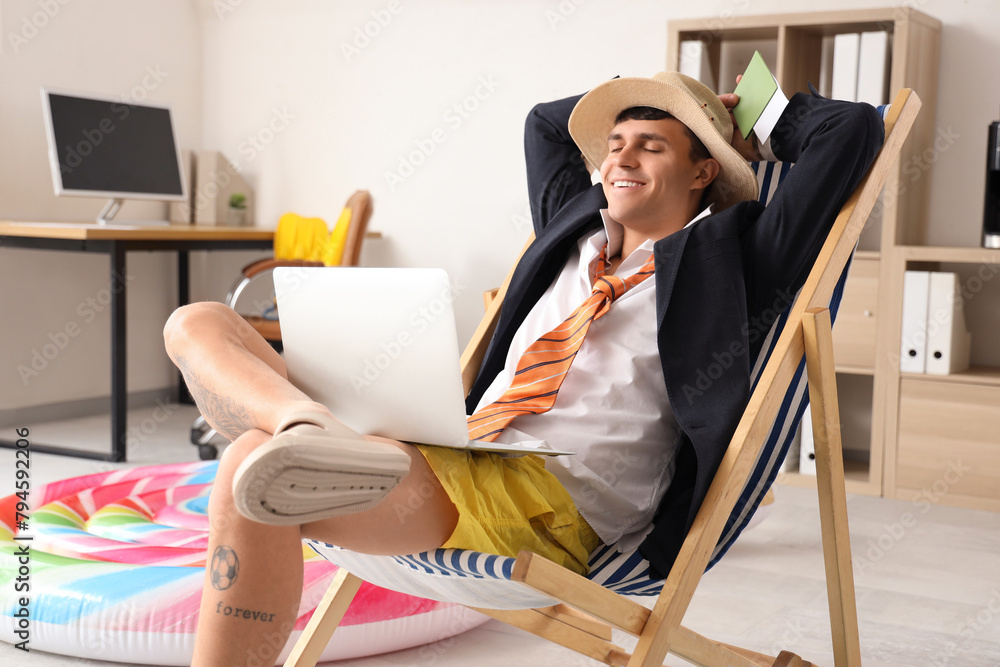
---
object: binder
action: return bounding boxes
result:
[678,40,716,91]
[856,31,890,106]
[798,404,816,476]
[925,272,972,374]
[900,270,930,373]
[831,33,860,102]
[782,421,801,473]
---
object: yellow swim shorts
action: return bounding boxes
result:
[414,446,601,576]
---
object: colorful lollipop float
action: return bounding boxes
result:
[0,460,486,664]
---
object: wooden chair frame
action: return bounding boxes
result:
[283,90,920,667]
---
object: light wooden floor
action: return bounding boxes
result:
[3,405,999,666]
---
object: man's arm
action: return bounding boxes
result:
[739,88,885,312]
[523,93,596,233]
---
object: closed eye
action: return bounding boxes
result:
[607,140,666,154]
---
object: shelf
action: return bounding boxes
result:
[853,250,881,261]
[899,365,1000,387]
[899,245,1000,265]
[776,460,879,496]
[668,8,941,34]
[835,365,875,376]
[672,24,778,42]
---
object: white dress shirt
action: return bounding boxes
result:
[473,207,711,551]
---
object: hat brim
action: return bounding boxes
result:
[568,76,758,211]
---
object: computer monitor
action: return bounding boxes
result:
[41,88,187,224]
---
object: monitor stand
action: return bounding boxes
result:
[96,198,170,226]
[97,198,124,225]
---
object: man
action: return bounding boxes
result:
[165,71,882,666]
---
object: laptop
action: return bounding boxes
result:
[273,266,571,456]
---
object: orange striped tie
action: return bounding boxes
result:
[468,246,656,442]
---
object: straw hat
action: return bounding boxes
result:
[568,71,758,211]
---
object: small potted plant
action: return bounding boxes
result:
[227,193,248,226]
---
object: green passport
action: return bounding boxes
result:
[732,51,777,140]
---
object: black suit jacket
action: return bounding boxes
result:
[466,88,884,579]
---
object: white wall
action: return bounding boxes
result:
[2,0,1000,417]
[196,0,670,344]
[197,0,1000,335]
[0,0,202,414]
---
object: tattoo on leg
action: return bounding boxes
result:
[176,355,253,440]
[214,601,277,622]
[210,545,241,591]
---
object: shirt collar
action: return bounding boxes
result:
[597,204,714,258]
[684,204,714,229]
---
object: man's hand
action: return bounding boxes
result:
[720,76,763,162]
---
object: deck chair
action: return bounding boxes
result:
[190,190,373,460]
[283,90,920,667]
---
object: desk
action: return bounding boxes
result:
[0,221,274,462]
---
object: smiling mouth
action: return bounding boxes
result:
[612,180,644,189]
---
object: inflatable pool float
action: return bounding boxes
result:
[0,461,486,664]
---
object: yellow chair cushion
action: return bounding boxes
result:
[321,207,352,267]
[273,207,354,266]
[274,213,328,262]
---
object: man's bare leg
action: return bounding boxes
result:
[166,304,458,665]
[193,430,304,667]
[164,301,317,440]
[193,429,457,667]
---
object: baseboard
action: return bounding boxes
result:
[0,388,179,429]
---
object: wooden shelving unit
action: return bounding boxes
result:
[668,8,942,499]
[883,246,1000,511]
